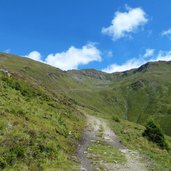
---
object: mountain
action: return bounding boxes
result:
[0,52,171,170]
[1,53,171,136]
[68,61,171,136]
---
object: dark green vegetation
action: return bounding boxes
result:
[143,120,168,149]
[0,52,171,170]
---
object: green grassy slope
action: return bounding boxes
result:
[0,53,87,93]
[1,53,171,137]
[0,66,85,170]
[110,118,171,171]
[110,62,171,136]
[1,52,171,170]
[68,62,171,136]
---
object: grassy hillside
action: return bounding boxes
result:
[0,52,171,170]
[0,67,85,170]
[110,117,171,171]
[1,53,171,137]
[68,61,171,136]
[110,62,171,136]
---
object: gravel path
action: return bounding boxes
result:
[77,115,149,171]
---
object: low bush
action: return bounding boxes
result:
[112,115,120,122]
[143,119,168,150]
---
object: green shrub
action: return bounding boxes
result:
[112,115,120,122]
[0,158,7,169]
[143,119,168,149]
[2,76,42,98]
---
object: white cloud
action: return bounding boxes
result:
[143,48,154,58]
[25,51,42,61]
[155,51,171,61]
[103,50,171,73]
[102,6,148,41]
[45,43,101,70]
[162,28,171,39]
[103,58,145,73]
[25,43,102,70]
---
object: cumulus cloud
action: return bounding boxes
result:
[25,43,102,70]
[25,51,42,61]
[102,6,148,41]
[103,50,171,73]
[45,43,101,70]
[162,28,171,39]
[143,48,154,58]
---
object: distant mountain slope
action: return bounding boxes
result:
[110,61,171,136]
[68,61,171,136]
[0,52,171,137]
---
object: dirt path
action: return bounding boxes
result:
[77,115,149,171]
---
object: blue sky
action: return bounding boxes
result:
[1,0,171,72]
